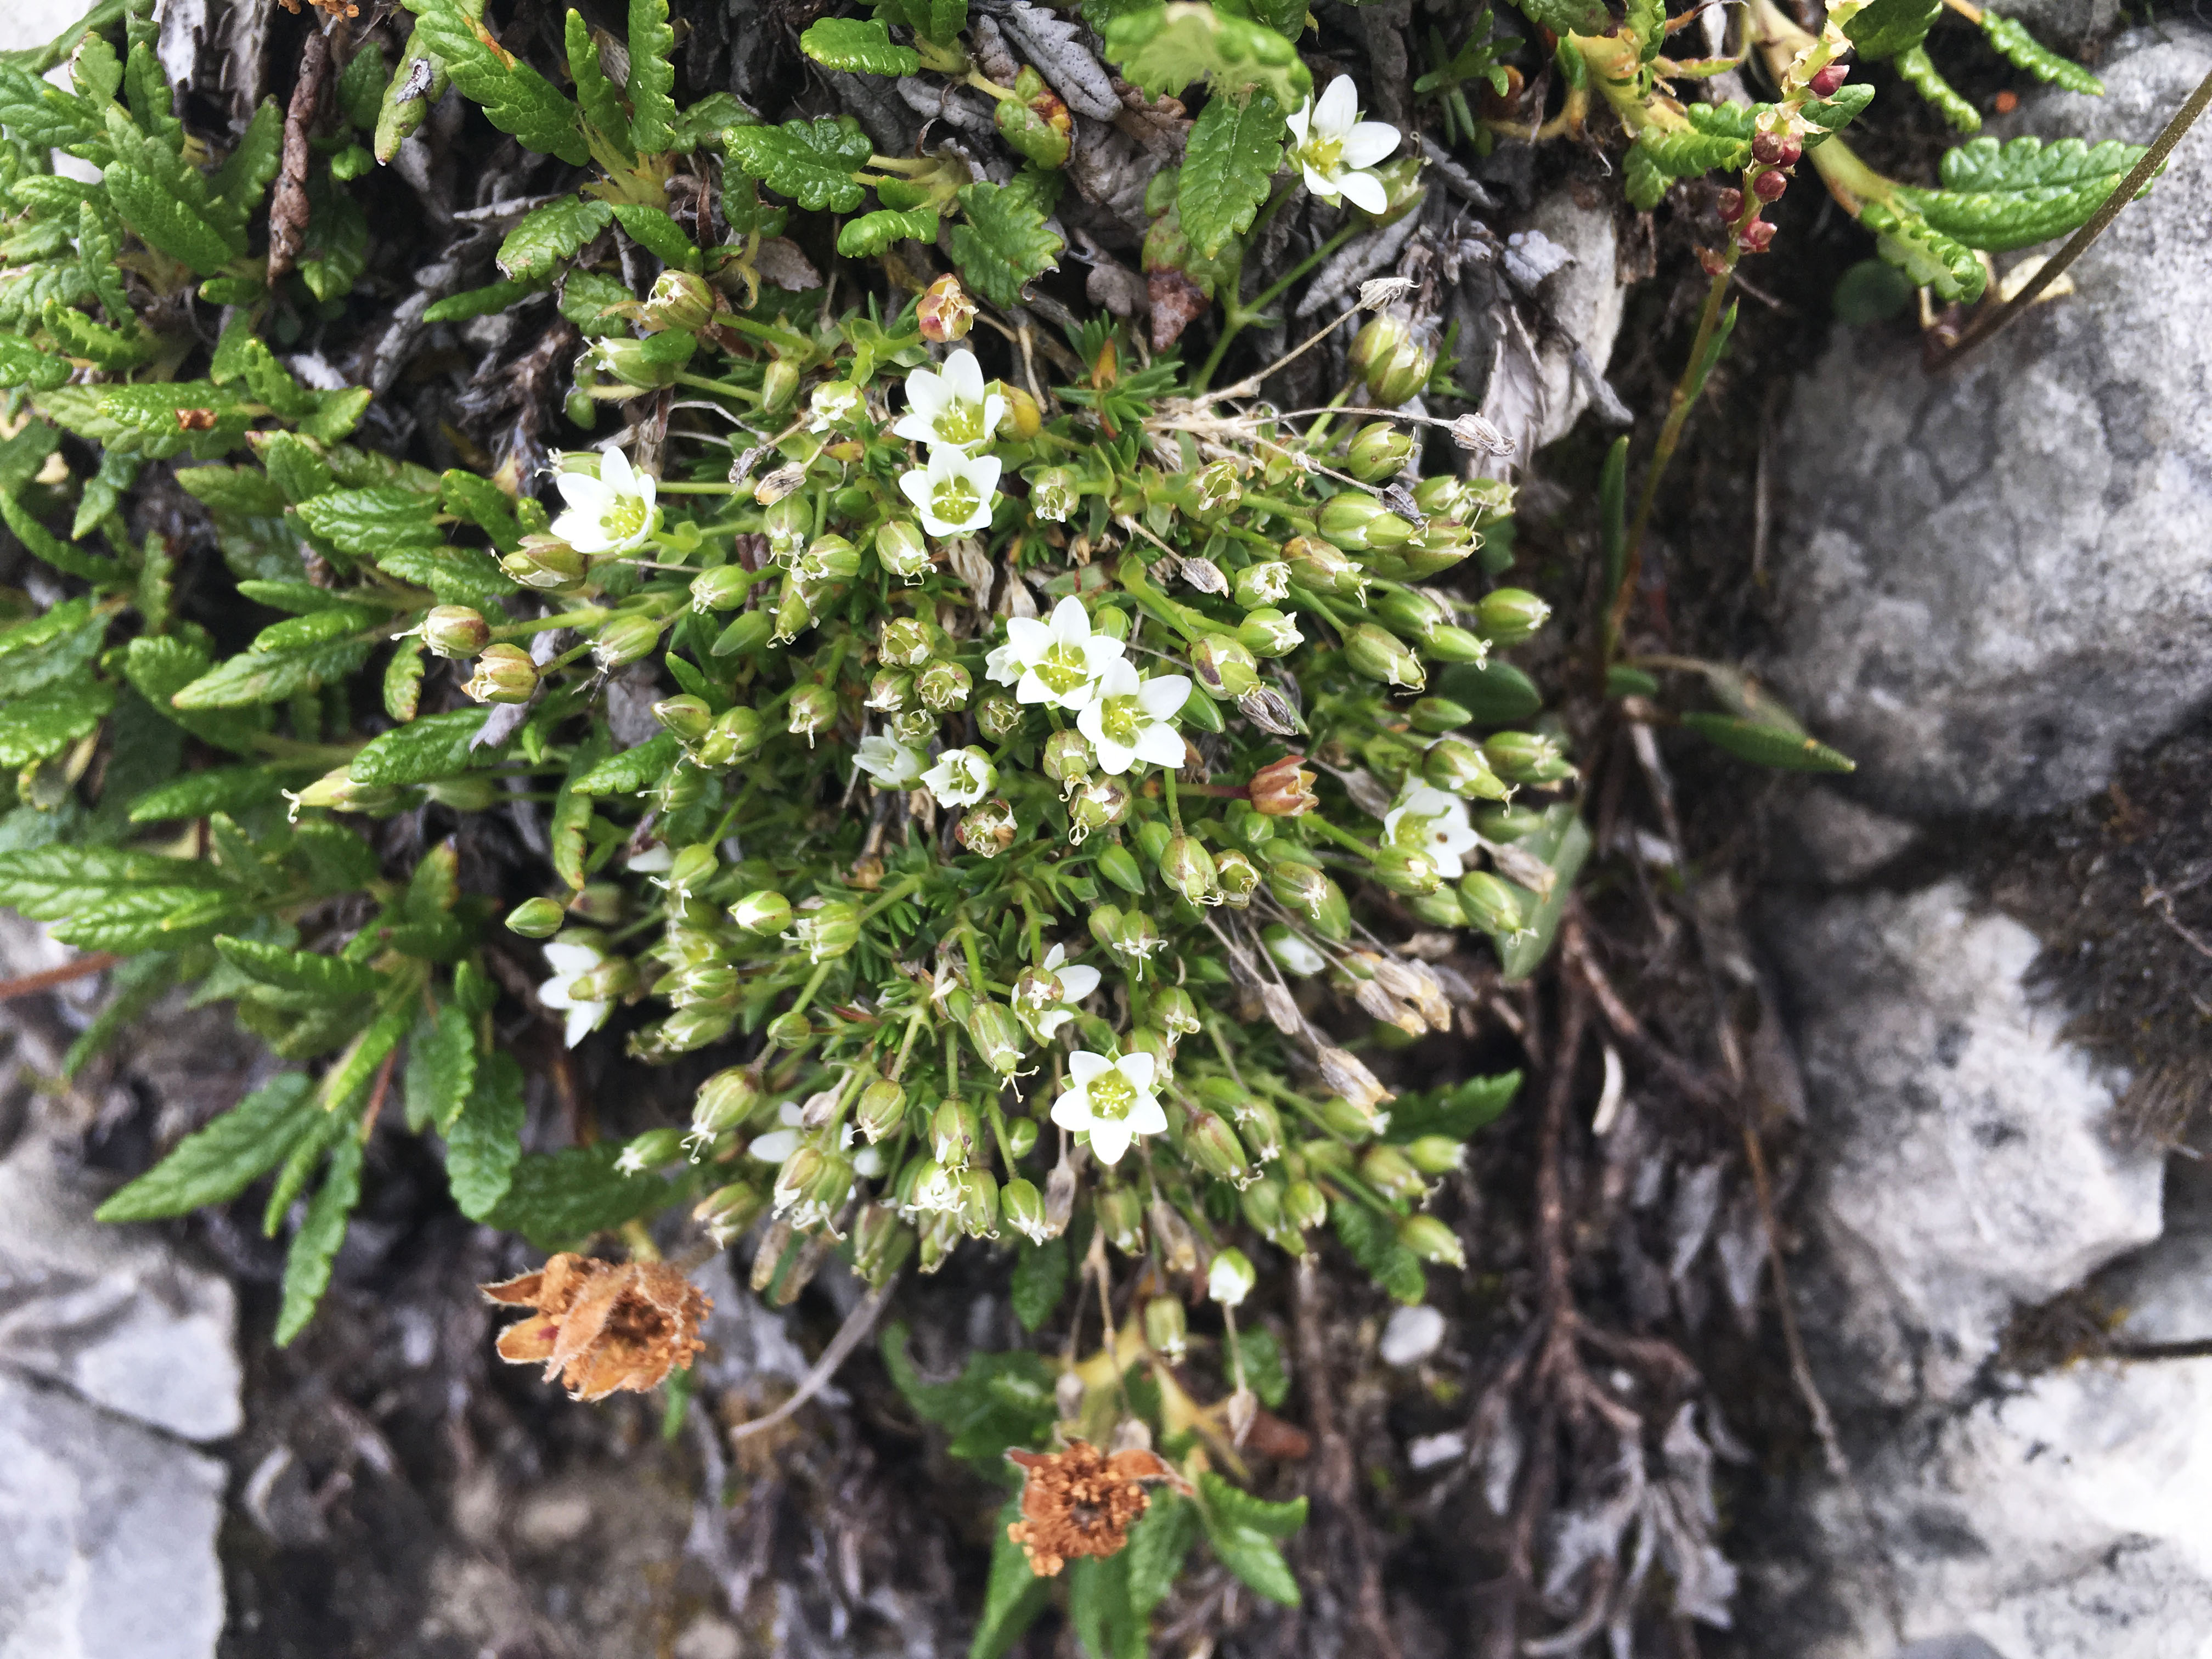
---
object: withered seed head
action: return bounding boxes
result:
[482,1252,711,1402]
[1004,1440,1181,1577]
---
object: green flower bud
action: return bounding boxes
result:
[1207,1245,1257,1307]
[766,1011,814,1049]
[917,659,972,712]
[1144,1295,1188,1362]
[966,1001,1026,1075]
[851,1077,906,1144]
[788,682,838,743]
[1235,1096,1286,1162]
[421,605,490,659]
[1406,888,1469,929]
[1375,586,1448,642]
[1237,607,1303,658]
[1215,848,1260,907]
[1135,818,1172,868]
[567,955,637,1003]
[593,331,695,390]
[1320,493,1414,551]
[808,377,862,428]
[929,1097,981,1167]
[957,797,1019,859]
[425,776,500,811]
[1283,536,1367,598]
[1361,1142,1425,1201]
[1069,776,1131,837]
[773,583,815,642]
[1427,624,1490,664]
[506,896,566,938]
[694,1180,768,1244]
[1412,475,1473,518]
[652,693,713,743]
[1002,1176,1052,1243]
[645,268,716,331]
[792,898,858,961]
[1095,841,1145,896]
[1314,1094,1379,1138]
[1409,696,1475,734]
[1406,1135,1466,1175]
[956,1166,1000,1238]
[503,534,587,591]
[1153,986,1201,1036]
[1458,872,1528,935]
[1399,1213,1467,1269]
[866,670,913,714]
[799,534,861,585]
[1424,736,1509,800]
[1030,466,1078,522]
[1160,835,1218,906]
[462,643,539,704]
[1346,421,1414,482]
[689,563,753,613]
[765,495,810,560]
[1283,1177,1329,1233]
[1240,1176,1286,1238]
[1395,519,1476,580]
[696,705,764,769]
[1007,1116,1039,1159]
[997,382,1043,441]
[617,1126,689,1173]
[1268,861,1351,941]
[879,616,935,668]
[1190,633,1260,699]
[875,519,930,580]
[1477,588,1551,645]
[1474,803,1549,842]
[1185,1109,1250,1185]
[1345,623,1426,692]
[916,1209,960,1274]
[760,357,801,413]
[1042,727,1092,785]
[1483,730,1573,784]
[852,1200,915,1282]
[975,693,1023,740]
[593,612,664,670]
[1096,1184,1145,1254]
[1372,843,1442,896]
[1361,328,1435,406]
[693,1066,763,1136]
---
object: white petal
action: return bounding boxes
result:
[965,453,1003,496]
[1125,1094,1169,1137]
[1087,1116,1133,1165]
[1117,1051,1156,1091]
[749,1128,800,1163]
[898,468,933,513]
[985,643,1022,685]
[1048,595,1091,645]
[1092,735,1137,775]
[1338,170,1389,216]
[1043,944,1069,970]
[942,349,986,403]
[563,1003,599,1047]
[979,393,1008,440]
[1093,657,1141,699]
[1133,725,1187,768]
[1057,964,1101,1001]
[1076,703,1106,745]
[905,366,949,416]
[1315,75,1359,137]
[1015,668,1056,706]
[1050,1091,1092,1132]
[1286,103,1313,144]
[599,447,636,493]
[1342,121,1402,170]
[1079,635,1126,674]
[1137,674,1192,716]
[1300,162,1342,203]
[1005,615,1051,659]
[1068,1050,1113,1084]
[557,472,611,514]
[890,412,937,444]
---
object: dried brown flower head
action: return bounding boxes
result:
[482,1253,710,1402]
[1005,1441,1179,1576]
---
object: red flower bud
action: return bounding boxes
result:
[1249,754,1320,817]
[1736,218,1777,253]
[1752,131,1802,168]
[1714,187,1744,222]
[1753,169,1788,203]
[1697,246,1730,276]
[1808,63,1849,97]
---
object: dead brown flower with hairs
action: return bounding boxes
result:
[482,1253,710,1402]
[1004,1441,1181,1576]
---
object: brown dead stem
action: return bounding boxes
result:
[267,19,342,286]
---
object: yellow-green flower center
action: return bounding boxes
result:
[1098,694,1143,748]
[604,495,650,541]
[1088,1069,1136,1116]
[1035,641,1091,695]
[931,476,981,523]
[1296,134,1344,177]
[936,399,986,445]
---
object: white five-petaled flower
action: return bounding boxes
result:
[985,595,1123,711]
[1026,943,1102,1041]
[1383,781,1482,879]
[550,446,659,555]
[898,445,1002,537]
[921,745,997,807]
[1287,76,1401,216]
[853,733,926,790]
[892,348,1006,452]
[1077,661,1192,776]
[538,935,613,1048]
[1049,1049,1169,1167]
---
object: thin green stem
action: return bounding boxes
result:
[1192,223,1362,393]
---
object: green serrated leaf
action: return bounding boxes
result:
[0,489,125,585]
[0,596,106,699]
[127,764,290,823]
[1104,3,1312,105]
[1125,1490,1200,1620]
[836,206,940,257]
[1894,46,1980,133]
[375,24,450,163]
[628,0,679,154]
[487,1142,673,1249]
[610,201,701,271]
[1860,199,1987,301]
[215,935,383,1005]
[122,633,268,754]
[424,276,550,323]
[498,195,614,281]
[1010,1235,1069,1330]
[1843,0,1942,59]
[1898,133,2148,252]
[724,116,872,212]
[949,178,1064,307]
[104,161,238,275]
[0,842,240,952]
[969,1493,1051,1659]
[447,1049,526,1220]
[1386,1070,1521,1142]
[96,1073,319,1222]
[1178,89,1283,260]
[349,707,492,786]
[294,486,444,555]
[1330,1195,1424,1304]
[566,8,635,160]
[0,330,71,389]
[570,731,682,795]
[405,1000,478,1133]
[403,0,589,165]
[802,18,922,76]
[275,1130,363,1345]
[0,677,112,767]
[1981,12,2103,94]
[170,615,377,710]
[1197,1471,1302,1605]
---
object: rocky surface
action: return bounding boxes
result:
[1767,26,2212,818]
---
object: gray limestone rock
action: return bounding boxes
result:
[1767,882,2162,1408]
[1768,27,2212,817]
[0,1372,227,1659]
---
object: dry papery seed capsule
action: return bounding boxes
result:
[463,643,538,704]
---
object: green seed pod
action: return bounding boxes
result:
[1424,736,1509,800]
[1365,334,1435,407]
[1098,909,1162,972]
[695,705,764,768]
[1400,1213,1467,1269]
[652,693,713,744]
[773,582,814,642]
[689,563,753,613]
[1345,623,1426,692]
[1350,313,1409,381]
[932,1097,983,1167]
[1029,466,1078,522]
[1096,842,1146,896]
[764,494,810,560]
[1153,985,1201,1036]
[1477,588,1552,645]
[1096,1184,1146,1254]
[1207,1245,1257,1307]
[1235,1095,1286,1162]
[694,1179,768,1243]
[917,659,972,712]
[800,534,860,584]
[693,1066,763,1136]
[1240,1176,1286,1238]
[1042,727,1092,784]
[916,1209,960,1275]
[1190,633,1260,699]
[1361,1142,1426,1201]
[856,1077,908,1144]
[1409,696,1474,734]
[966,1000,1026,1075]
[1375,586,1447,642]
[1372,843,1443,896]
[593,612,664,670]
[1473,804,1549,842]
[765,1014,813,1054]
[956,1166,1000,1238]
[1406,888,1469,929]
[1234,559,1293,608]
[1482,730,1572,784]
[1007,1117,1040,1165]
[975,693,1023,740]
[1395,518,1477,580]
[1160,835,1218,906]
[867,670,914,714]
[792,899,859,961]
[1346,421,1415,482]
[642,268,715,331]
[1458,871,1528,935]
[1322,494,1414,552]
[1001,1176,1052,1242]
[506,896,566,938]
[889,707,936,746]
[875,519,931,579]
[425,775,501,811]
[1215,848,1259,907]
[503,534,587,591]
[957,798,1018,858]
[593,332,693,390]
[618,1126,689,1172]
[1283,1177,1330,1233]
[852,1200,915,1282]
[1426,624,1491,664]
[1184,1110,1249,1184]
[462,643,539,704]
[1283,535,1367,597]
[1069,776,1131,836]
[879,615,935,668]
[1413,474,1475,519]
[788,682,838,742]
[759,357,801,413]
[1144,1295,1189,1362]
[1314,1094,1378,1138]
[1236,607,1303,658]
[1268,861,1351,941]
[421,605,490,659]
[1406,1135,1467,1175]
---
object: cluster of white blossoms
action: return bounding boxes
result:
[893,349,1003,537]
[986,596,1193,778]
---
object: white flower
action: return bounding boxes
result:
[1286,76,1401,216]
[898,445,1002,537]
[537,936,613,1047]
[1244,609,1304,654]
[1049,1049,1169,1167]
[748,1127,800,1164]
[1076,660,1191,776]
[549,447,658,554]
[1384,782,1481,879]
[984,595,1123,711]
[854,733,925,789]
[1025,943,1102,1041]
[809,380,861,431]
[909,1158,963,1214]
[891,348,1006,451]
[921,745,996,806]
